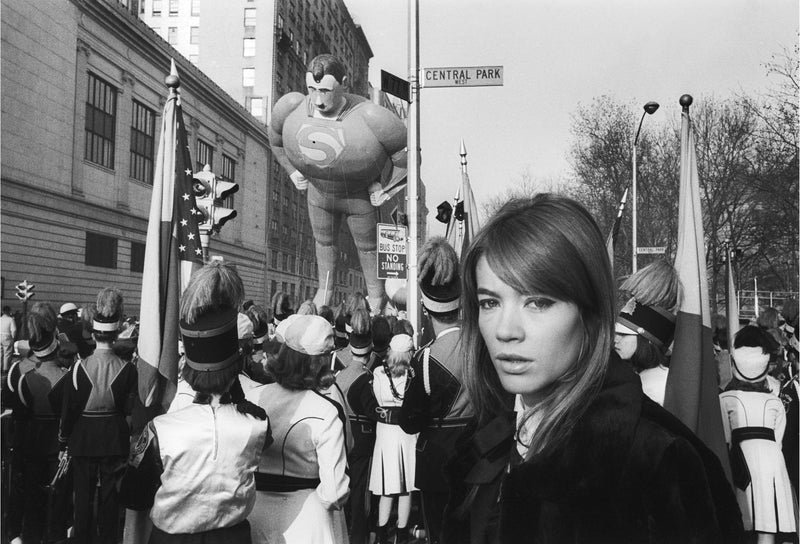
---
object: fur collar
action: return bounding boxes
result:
[509,354,643,501]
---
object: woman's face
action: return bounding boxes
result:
[476,256,584,406]
[614,333,638,360]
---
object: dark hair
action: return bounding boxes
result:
[392,318,414,337]
[629,336,669,371]
[307,53,346,83]
[182,358,242,395]
[319,305,334,325]
[267,344,334,391]
[461,194,615,457]
[734,325,774,351]
[2,306,10,314]
[270,291,293,321]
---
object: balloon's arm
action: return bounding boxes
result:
[268,92,306,177]
[362,102,408,158]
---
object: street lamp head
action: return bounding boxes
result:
[644,101,660,115]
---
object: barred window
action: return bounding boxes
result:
[196,139,213,172]
[167,27,177,44]
[152,0,161,16]
[85,232,117,269]
[85,73,117,169]
[191,0,199,16]
[221,154,236,208]
[130,100,155,183]
[169,0,178,16]
[190,27,199,44]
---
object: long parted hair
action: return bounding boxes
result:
[460,193,616,460]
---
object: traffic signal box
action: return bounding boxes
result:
[16,280,34,301]
[193,165,239,234]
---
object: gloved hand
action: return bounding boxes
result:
[290,170,308,191]
[58,448,69,464]
[236,399,267,421]
[368,183,388,207]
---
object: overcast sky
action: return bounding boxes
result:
[343,0,798,233]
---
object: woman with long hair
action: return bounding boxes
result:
[443,194,744,543]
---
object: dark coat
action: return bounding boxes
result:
[443,355,744,544]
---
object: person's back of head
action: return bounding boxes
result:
[418,236,461,325]
[756,307,780,330]
[349,309,373,357]
[180,261,245,395]
[296,299,318,316]
[28,302,59,360]
[93,288,124,345]
[2,305,10,316]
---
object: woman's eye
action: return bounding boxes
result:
[525,297,555,310]
[477,298,498,310]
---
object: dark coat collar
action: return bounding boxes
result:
[511,353,643,500]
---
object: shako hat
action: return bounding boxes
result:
[349,330,373,356]
[93,288,124,333]
[181,307,240,371]
[615,297,676,349]
[418,237,461,313]
[29,329,58,359]
[371,316,392,354]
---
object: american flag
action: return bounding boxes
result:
[138,60,203,412]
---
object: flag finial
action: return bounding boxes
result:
[679,94,693,112]
[460,139,467,167]
[166,59,180,89]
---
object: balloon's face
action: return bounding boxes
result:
[306,73,345,117]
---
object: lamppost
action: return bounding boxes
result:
[631,101,660,273]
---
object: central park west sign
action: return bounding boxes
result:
[422,66,504,88]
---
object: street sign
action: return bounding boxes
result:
[637,246,666,254]
[381,70,409,102]
[422,66,503,88]
[377,223,407,280]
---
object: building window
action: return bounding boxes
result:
[130,241,145,273]
[169,0,178,16]
[130,100,156,183]
[271,250,278,268]
[167,27,177,44]
[85,232,117,269]
[190,27,199,44]
[243,38,256,57]
[221,154,236,208]
[85,73,117,169]
[152,0,161,16]
[282,253,288,271]
[289,255,295,273]
[191,0,199,16]
[250,96,264,117]
[196,139,213,172]
[244,8,256,28]
[242,68,255,87]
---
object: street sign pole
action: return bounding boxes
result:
[407,0,420,343]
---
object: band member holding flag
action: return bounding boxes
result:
[121,261,272,543]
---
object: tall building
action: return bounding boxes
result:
[139,0,425,307]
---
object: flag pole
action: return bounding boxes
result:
[406,0,420,342]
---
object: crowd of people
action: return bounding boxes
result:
[1,193,798,544]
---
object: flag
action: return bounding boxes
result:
[605,188,628,271]
[447,140,480,257]
[138,60,203,413]
[663,106,732,481]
